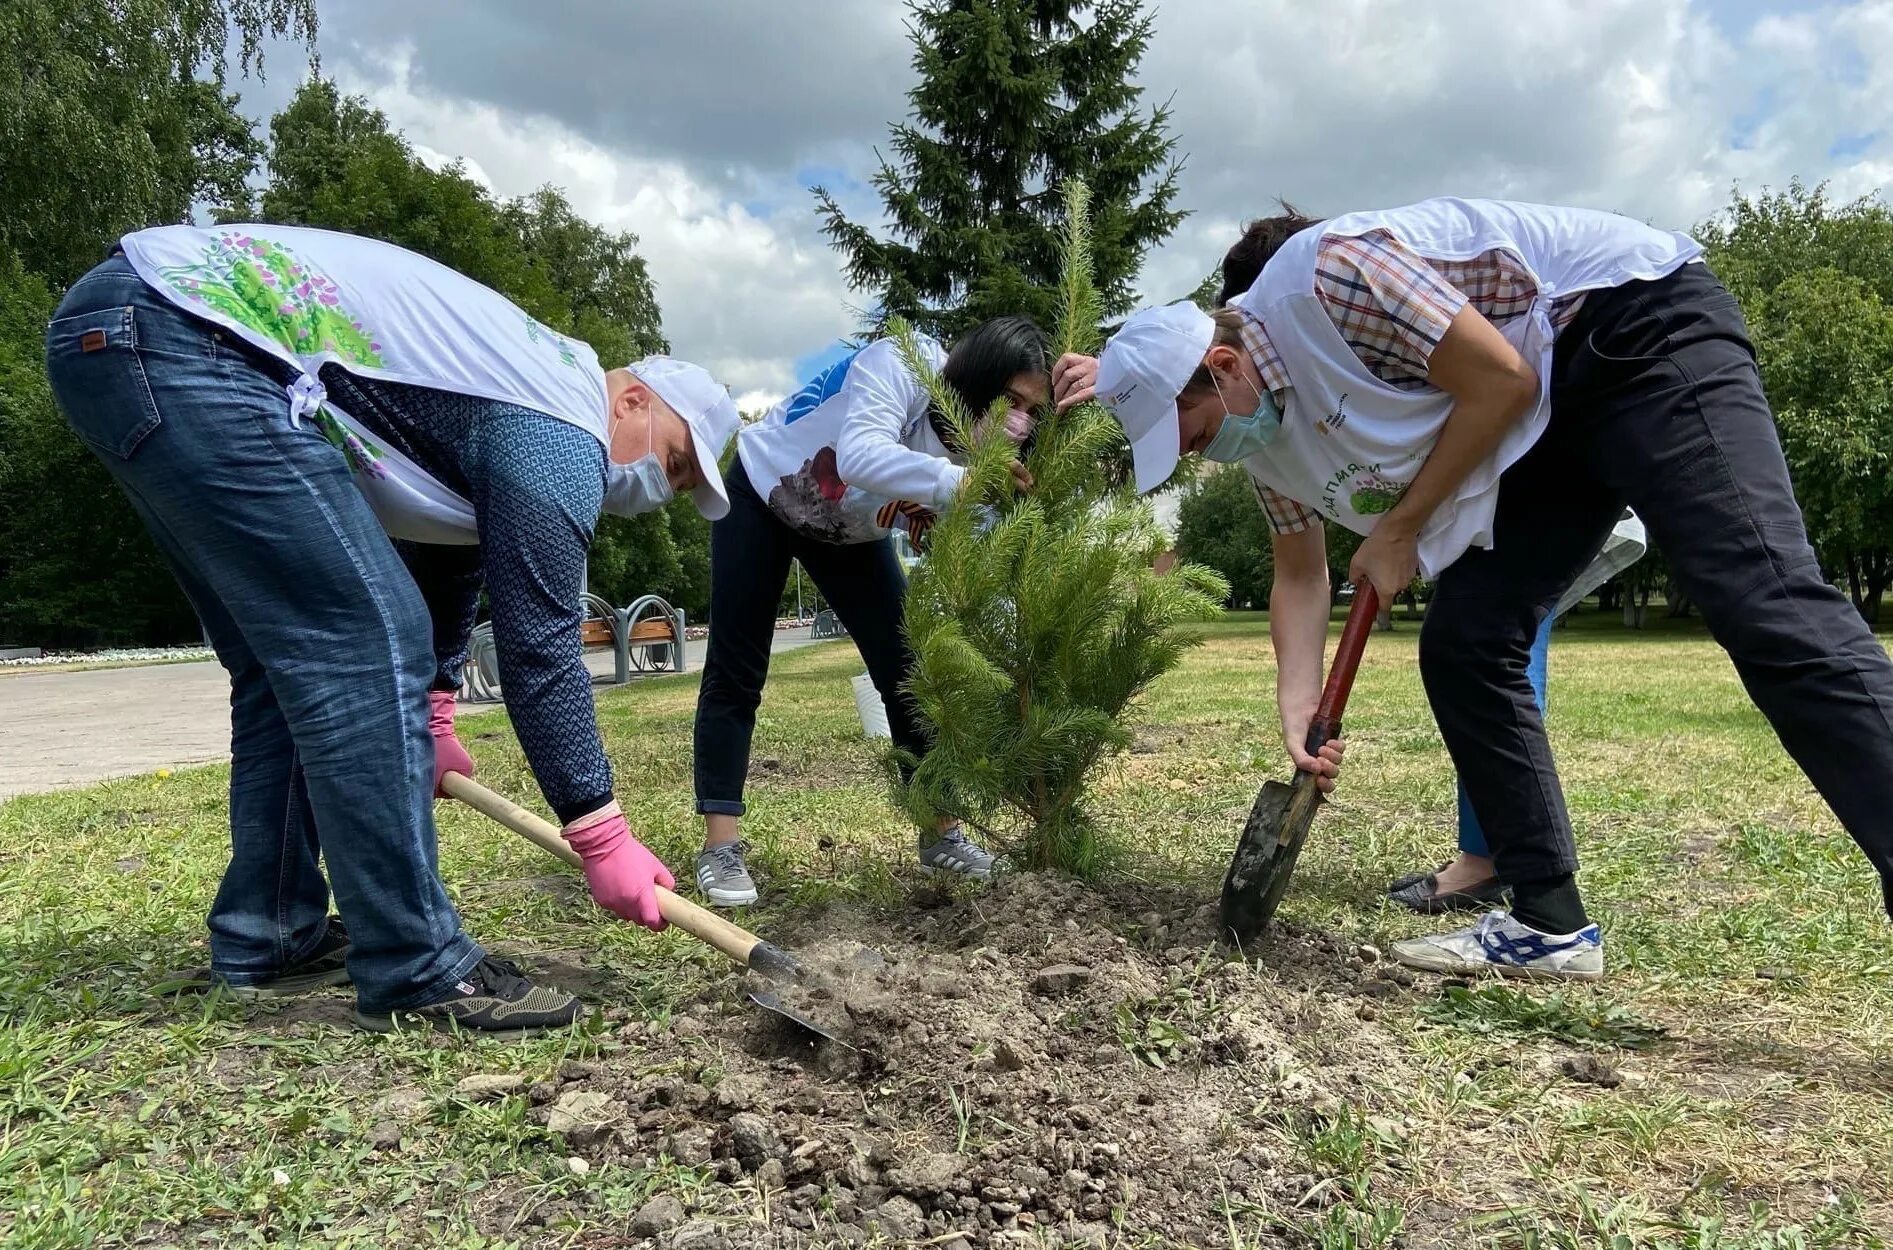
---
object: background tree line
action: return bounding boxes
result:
[0,2,706,647]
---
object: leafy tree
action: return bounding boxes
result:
[815,0,1184,339]
[1697,181,1893,622]
[1174,464,1275,609]
[502,188,668,367]
[0,0,314,285]
[259,80,562,319]
[895,181,1226,876]
[0,1,316,645]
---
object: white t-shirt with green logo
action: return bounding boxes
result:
[122,223,609,544]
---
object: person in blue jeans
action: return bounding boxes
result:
[44,224,738,1036]
[1387,512,1645,911]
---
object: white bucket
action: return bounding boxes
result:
[852,673,892,739]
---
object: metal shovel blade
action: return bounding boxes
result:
[744,939,856,1048]
[746,987,854,1048]
[1220,776,1320,945]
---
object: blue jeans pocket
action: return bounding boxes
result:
[44,305,164,460]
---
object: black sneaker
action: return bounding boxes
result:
[353,956,582,1039]
[1388,873,1510,915]
[171,917,352,999]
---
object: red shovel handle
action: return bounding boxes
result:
[1303,583,1379,757]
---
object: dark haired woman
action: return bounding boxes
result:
[691,316,1049,905]
[1057,196,1893,980]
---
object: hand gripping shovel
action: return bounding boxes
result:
[442,772,851,1046]
[1220,583,1379,945]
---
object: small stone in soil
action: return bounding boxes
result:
[888,1151,964,1196]
[1031,964,1091,995]
[756,1158,787,1190]
[527,1080,558,1105]
[632,1194,687,1237]
[564,1156,590,1177]
[1561,1054,1623,1088]
[870,1195,925,1240]
[668,1219,725,1250]
[366,1120,402,1151]
[713,1073,768,1111]
[665,1126,715,1167]
[993,1036,1034,1070]
[545,1091,619,1142]
[370,1087,428,1122]
[728,1111,786,1168]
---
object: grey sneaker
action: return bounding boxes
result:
[695,842,759,907]
[917,825,1000,881]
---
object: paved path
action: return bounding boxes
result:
[0,633,827,800]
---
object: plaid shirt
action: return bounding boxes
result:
[1245,230,1586,534]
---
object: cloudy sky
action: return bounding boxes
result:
[236,0,1893,411]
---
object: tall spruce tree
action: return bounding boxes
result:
[815,0,1183,339]
[894,182,1226,876]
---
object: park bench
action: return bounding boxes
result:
[462,592,687,702]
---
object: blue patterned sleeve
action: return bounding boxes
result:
[465,408,615,823]
[394,540,483,693]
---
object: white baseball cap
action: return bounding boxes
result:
[1095,301,1214,494]
[626,356,741,520]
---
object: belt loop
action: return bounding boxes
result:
[285,372,326,429]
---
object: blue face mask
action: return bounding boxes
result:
[1202,367,1282,463]
[602,418,676,517]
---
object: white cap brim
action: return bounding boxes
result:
[686,424,730,521]
[1129,415,1182,495]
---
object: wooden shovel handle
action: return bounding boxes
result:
[1304,583,1379,755]
[441,771,762,968]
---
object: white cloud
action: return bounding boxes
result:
[296,1,1893,393]
[332,48,860,408]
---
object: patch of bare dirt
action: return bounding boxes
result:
[482,874,1434,1247]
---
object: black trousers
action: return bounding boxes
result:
[1422,262,1893,916]
[693,459,928,816]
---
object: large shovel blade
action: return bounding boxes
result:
[1220,775,1322,945]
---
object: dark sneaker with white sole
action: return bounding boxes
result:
[354,955,582,1039]
[917,825,1000,880]
[171,917,353,999]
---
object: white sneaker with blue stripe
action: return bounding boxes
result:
[1391,910,1604,981]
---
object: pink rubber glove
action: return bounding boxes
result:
[561,802,675,931]
[428,691,475,798]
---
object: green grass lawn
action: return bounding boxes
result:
[1,612,1888,1247]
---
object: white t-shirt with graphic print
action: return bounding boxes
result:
[122,223,610,544]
